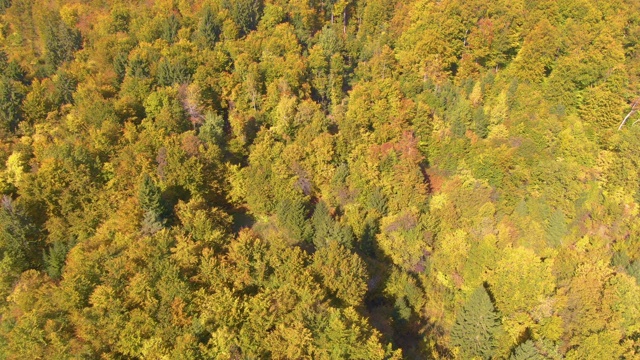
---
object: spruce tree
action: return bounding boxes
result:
[546,209,567,247]
[276,198,312,243]
[161,14,180,44]
[510,340,546,360]
[138,174,165,234]
[199,6,220,48]
[312,200,333,247]
[156,58,174,87]
[451,286,500,360]
[0,78,24,131]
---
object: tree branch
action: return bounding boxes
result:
[618,98,639,130]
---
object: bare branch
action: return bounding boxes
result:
[618,98,639,130]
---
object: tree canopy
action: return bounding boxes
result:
[0,0,640,358]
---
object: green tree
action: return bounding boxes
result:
[510,340,546,360]
[138,174,165,234]
[0,77,24,131]
[199,6,220,48]
[161,14,180,44]
[224,0,263,36]
[0,197,41,304]
[22,79,53,124]
[276,197,312,243]
[546,209,567,247]
[450,286,500,360]
[0,0,10,13]
[312,200,333,246]
[40,11,81,72]
[53,70,76,105]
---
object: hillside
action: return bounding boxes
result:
[1,0,640,358]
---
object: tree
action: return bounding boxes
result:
[312,241,367,306]
[22,79,53,124]
[617,97,639,130]
[224,0,263,36]
[276,198,312,243]
[489,247,554,318]
[199,6,220,48]
[0,197,41,304]
[138,174,165,234]
[0,77,24,131]
[546,209,567,247]
[312,200,333,246]
[450,286,500,360]
[510,340,547,360]
[53,70,76,105]
[314,307,402,359]
[161,14,181,44]
[198,111,226,147]
[0,0,10,13]
[40,11,81,73]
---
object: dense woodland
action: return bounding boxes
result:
[0,0,640,358]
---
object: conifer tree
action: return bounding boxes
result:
[161,14,180,44]
[510,340,546,360]
[0,77,24,131]
[312,200,333,247]
[546,209,567,247]
[199,6,220,48]
[450,286,500,359]
[276,198,312,243]
[138,174,165,234]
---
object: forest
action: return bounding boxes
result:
[0,0,640,358]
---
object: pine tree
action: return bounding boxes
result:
[546,209,567,247]
[450,286,500,360]
[54,70,76,105]
[0,51,7,71]
[156,58,174,87]
[113,52,128,83]
[161,14,180,44]
[199,6,220,48]
[312,200,333,247]
[44,240,72,280]
[199,111,226,146]
[0,77,24,131]
[138,174,165,234]
[224,0,263,36]
[510,340,546,360]
[276,198,312,243]
[41,11,81,73]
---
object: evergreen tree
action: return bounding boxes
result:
[510,340,546,360]
[54,70,76,105]
[138,174,165,234]
[276,198,312,243]
[0,197,41,304]
[43,240,72,280]
[0,77,24,131]
[223,0,263,36]
[41,11,81,73]
[0,51,7,71]
[546,209,567,247]
[199,6,220,48]
[4,61,27,84]
[312,200,333,247]
[451,286,500,360]
[161,14,180,44]
[198,111,226,146]
[113,52,128,83]
[156,58,174,87]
